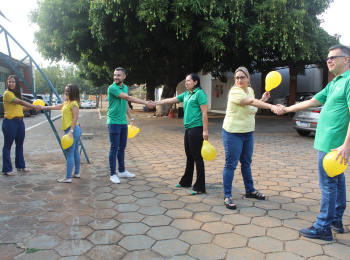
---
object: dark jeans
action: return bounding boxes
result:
[180,126,206,192]
[2,118,26,173]
[108,124,128,175]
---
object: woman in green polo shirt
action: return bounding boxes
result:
[222,66,277,210]
[156,74,208,195]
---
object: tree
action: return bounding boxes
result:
[31,0,338,115]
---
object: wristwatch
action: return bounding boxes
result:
[70,129,74,133]
[129,118,134,122]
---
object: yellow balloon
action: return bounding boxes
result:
[201,140,217,161]
[265,71,282,92]
[33,99,45,106]
[323,151,348,177]
[128,125,140,138]
[61,134,74,150]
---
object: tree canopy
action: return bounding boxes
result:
[31,0,338,106]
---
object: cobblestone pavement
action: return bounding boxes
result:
[0,109,349,259]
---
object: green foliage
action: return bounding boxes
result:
[31,0,339,100]
[26,248,45,254]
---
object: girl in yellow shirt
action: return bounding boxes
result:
[43,84,81,183]
[2,75,41,175]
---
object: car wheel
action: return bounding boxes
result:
[297,130,311,136]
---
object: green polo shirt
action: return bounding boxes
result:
[107,82,128,125]
[177,88,207,129]
[314,70,350,153]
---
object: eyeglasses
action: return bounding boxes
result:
[235,76,247,80]
[325,55,346,62]
[64,90,69,93]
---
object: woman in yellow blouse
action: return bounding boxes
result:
[222,67,277,209]
[2,75,41,175]
[43,84,81,183]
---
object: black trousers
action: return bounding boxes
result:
[179,126,206,192]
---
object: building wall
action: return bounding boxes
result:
[175,66,326,111]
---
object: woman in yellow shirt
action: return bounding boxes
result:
[2,75,41,176]
[222,67,277,209]
[43,84,81,183]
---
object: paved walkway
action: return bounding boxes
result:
[0,109,349,259]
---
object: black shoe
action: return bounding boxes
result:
[331,221,344,233]
[300,226,333,241]
[224,197,237,210]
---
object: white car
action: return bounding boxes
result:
[80,100,96,109]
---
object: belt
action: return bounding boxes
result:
[12,117,23,120]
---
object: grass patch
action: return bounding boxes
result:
[26,248,46,253]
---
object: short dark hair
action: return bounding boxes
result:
[6,75,22,99]
[115,67,126,75]
[328,44,350,57]
[66,83,80,104]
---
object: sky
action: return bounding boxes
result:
[0,0,350,67]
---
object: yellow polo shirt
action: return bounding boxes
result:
[223,87,258,133]
[3,90,24,119]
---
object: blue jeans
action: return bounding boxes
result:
[64,125,82,179]
[108,124,128,175]
[2,118,26,173]
[222,129,255,197]
[314,151,346,229]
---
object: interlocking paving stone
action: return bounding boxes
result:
[116,212,145,223]
[122,249,163,260]
[24,234,62,249]
[138,205,167,215]
[212,233,247,248]
[0,244,25,259]
[142,215,172,226]
[85,245,126,260]
[115,203,141,212]
[189,244,226,259]
[248,236,283,253]
[88,219,119,230]
[152,239,190,256]
[233,224,265,238]
[323,243,350,259]
[55,240,93,256]
[118,223,150,235]
[193,211,222,222]
[172,219,203,231]
[266,226,299,241]
[59,226,94,240]
[202,221,233,234]
[87,230,123,244]
[0,230,34,243]
[165,209,193,218]
[15,249,60,260]
[226,247,264,260]
[285,240,323,258]
[119,235,155,250]
[239,207,266,217]
[147,226,181,240]
[267,209,296,220]
[265,252,304,260]
[251,216,282,227]
[178,230,213,244]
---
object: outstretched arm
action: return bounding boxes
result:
[156,97,179,105]
[40,103,64,110]
[240,96,276,110]
[119,92,153,108]
[12,98,41,111]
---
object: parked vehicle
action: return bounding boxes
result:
[292,103,323,136]
[80,100,96,109]
[22,96,37,115]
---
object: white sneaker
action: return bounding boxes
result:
[57,178,72,183]
[110,175,120,184]
[72,173,80,178]
[118,170,135,178]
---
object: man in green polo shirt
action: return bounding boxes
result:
[108,67,154,184]
[278,45,350,241]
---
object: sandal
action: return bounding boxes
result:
[245,191,265,200]
[3,172,15,176]
[188,190,204,195]
[17,168,30,172]
[224,197,237,210]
